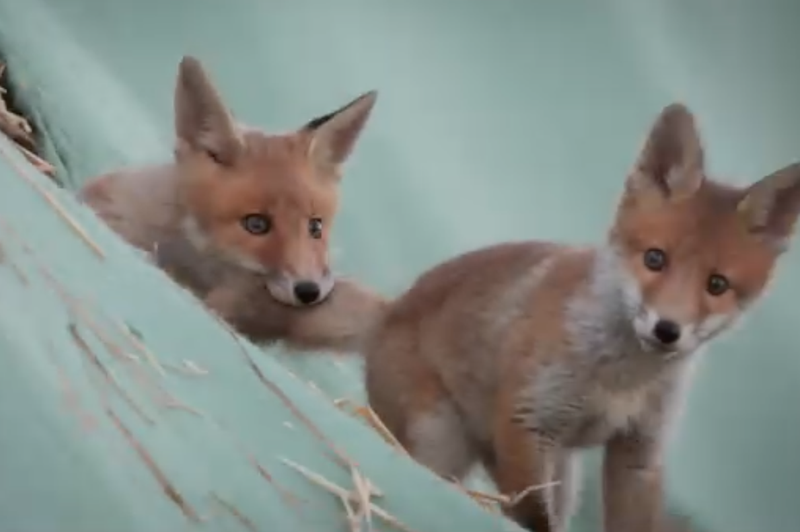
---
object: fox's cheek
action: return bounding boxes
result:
[696,293,740,337]
[733,263,778,307]
[695,299,742,341]
[315,242,331,273]
[623,254,661,291]
[695,313,734,341]
[254,241,285,266]
[211,224,279,268]
[224,227,265,256]
[712,287,747,312]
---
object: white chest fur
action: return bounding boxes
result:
[595,385,650,430]
[564,384,653,449]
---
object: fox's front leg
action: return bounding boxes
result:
[203,281,289,343]
[203,276,386,352]
[493,413,560,532]
[493,378,583,532]
[603,377,686,532]
[284,277,388,353]
[602,426,665,532]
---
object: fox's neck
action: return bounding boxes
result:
[566,246,685,389]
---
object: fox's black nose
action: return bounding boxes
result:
[652,319,681,345]
[293,281,321,305]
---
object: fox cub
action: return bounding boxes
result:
[360,104,800,531]
[79,55,385,351]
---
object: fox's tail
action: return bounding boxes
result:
[283,277,391,355]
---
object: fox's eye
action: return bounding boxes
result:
[706,274,729,296]
[309,218,323,239]
[643,248,668,271]
[241,214,272,235]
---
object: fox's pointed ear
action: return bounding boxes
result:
[627,103,705,200]
[174,55,242,165]
[737,163,800,251]
[303,91,377,176]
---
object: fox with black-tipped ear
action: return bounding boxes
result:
[78,55,386,350]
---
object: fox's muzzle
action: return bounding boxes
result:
[265,272,334,307]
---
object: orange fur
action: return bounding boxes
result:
[78,55,382,350]
[359,104,800,532]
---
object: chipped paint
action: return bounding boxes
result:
[106,408,200,522]
[45,342,98,431]
[115,318,166,376]
[210,492,257,532]
[208,417,303,510]
[0,140,105,258]
[69,323,155,425]
[211,313,354,467]
[5,260,29,285]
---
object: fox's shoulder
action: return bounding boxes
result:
[78,163,183,250]
[415,241,565,287]
[388,241,572,315]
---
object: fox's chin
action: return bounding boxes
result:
[635,335,701,362]
[636,335,680,357]
[269,292,324,308]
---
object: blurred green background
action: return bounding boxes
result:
[0,0,798,531]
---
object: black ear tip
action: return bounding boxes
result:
[303,90,379,131]
[304,110,337,131]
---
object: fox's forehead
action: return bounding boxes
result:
[197,132,338,219]
[223,176,337,219]
[615,179,776,270]
[241,130,313,177]
[223,130,338,216]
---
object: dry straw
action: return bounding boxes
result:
[0,62,56,177]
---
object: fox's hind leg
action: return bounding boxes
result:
[364,329,478,481]
[403,398,478,481]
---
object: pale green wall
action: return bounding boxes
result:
[0,1,798,531]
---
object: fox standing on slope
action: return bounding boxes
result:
[78,56,386,350]
[359,104,800,532]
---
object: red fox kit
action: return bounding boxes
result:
[79,56,383,349]
[361,104,800,531]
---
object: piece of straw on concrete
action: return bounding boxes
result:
[454,480,561,513]
[333,398,407,454]
[280,457,416,532]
